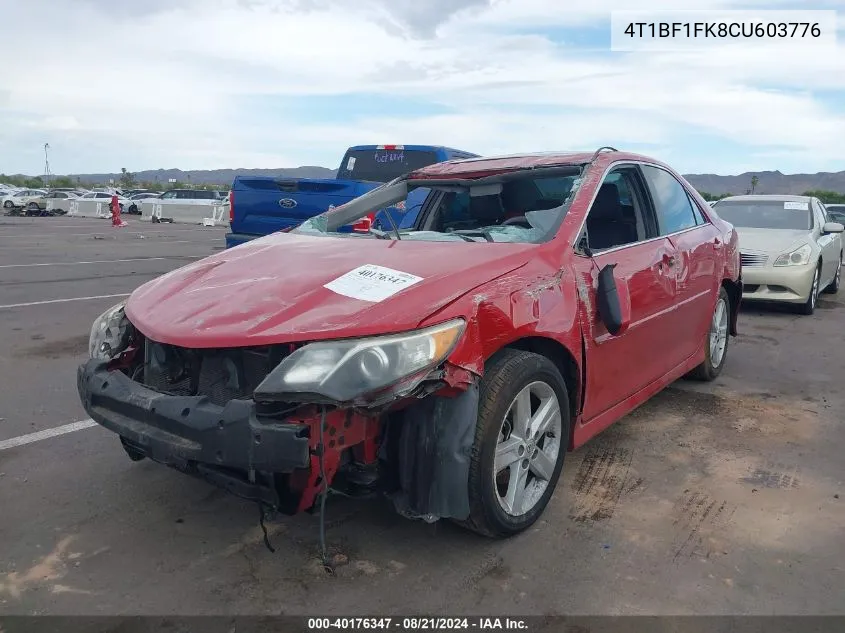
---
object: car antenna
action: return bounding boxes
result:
[589,146,618,162]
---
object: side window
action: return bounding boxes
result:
[812,200,826,228]
[641,165,698,235]
[584,167,655,252]
[688,193,707,225]
[56,193,67,199]
[161,191,177,200]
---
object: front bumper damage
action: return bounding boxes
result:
[77,358,478,522]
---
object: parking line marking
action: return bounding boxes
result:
[0,239,206,249]
[0,419,98,451]
[0,256,200,269]
[0,293,130,309]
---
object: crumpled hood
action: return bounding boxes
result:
[126,232,534,348]
[736,228,812,255]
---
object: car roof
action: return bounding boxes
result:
[718,194,813,202]
[407,150,663,179]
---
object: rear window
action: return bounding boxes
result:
[336,149,440,183]
[713,200,812,230]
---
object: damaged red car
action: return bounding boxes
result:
[78,148,742,538]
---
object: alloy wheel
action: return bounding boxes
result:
[493,381,562,517]
[709,296,729,368]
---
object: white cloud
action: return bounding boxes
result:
[0,0,843,175]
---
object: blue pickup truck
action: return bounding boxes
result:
[225,144,479,248]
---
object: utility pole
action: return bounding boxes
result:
[43,143,50,189]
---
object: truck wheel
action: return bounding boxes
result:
[456,349,570,538]
[687,286,730,381]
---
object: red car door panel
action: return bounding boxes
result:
[667,225,720,362]
[573,236,680,423]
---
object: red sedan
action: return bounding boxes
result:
[79,147,741,538]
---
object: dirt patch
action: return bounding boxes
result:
[741,460,801,489]
[13,334,89,359]
[670,490,737,562]
[738,333,781,346]
[629,387,820,444]
[570,444,638,523]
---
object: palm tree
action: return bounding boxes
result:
[751,175,759,194]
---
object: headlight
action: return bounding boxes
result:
[89,301,130,360]
[253,318,466,405]
[773,243,812,267]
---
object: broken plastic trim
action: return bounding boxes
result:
[386,380,480,521]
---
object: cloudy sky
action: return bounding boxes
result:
[1,0,843,176]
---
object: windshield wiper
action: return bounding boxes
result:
[453,229,494,242]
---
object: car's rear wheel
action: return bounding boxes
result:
[3,200,14,208]
[456,349,570,538]
[798,263,821,315]
[27,202,39,211]
[688,286,730,381]
[823,254,841,294]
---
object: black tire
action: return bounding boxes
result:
[3,200,13,208]
[797,263,821,315]
[455,349,571,538]
[27,202,39,211]
[688,286,731,381]
[823,254,841,294]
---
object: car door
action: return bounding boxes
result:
[640,164,719,365]
[571,165,681,422]
[814,199,839,286]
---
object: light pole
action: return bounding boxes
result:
[43,143,50,189]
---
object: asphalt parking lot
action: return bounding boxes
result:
[0,216,843,616]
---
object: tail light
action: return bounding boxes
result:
[228,190,234,223]
[352,212,375,233]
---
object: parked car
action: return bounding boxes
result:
[225,144,479,249]
[2,189,47,210]
[711,195,842,314]
[824,203,845,225]
[77,191,131,213]
[26,190,82,215]
[77,148,741,538]
[125,192,161,215]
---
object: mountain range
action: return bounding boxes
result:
[17,167,845,194]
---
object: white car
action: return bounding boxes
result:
[28,190,82,215]
[125,192,161,215]
[77,191,132,214]
[2,189,47,209]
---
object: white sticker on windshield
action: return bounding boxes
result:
[784,201,809,210]
[346,156,356,171]
[324,264,423,302]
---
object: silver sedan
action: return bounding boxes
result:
[711,195,843,315]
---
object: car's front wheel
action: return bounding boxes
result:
[688,286,730,381]
[823,254,841,294]
[3,200,13,208]
[798,263,821,315]
[457,349,570,538]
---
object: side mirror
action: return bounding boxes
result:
[823,222,844,234]
[596,263,631,336]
